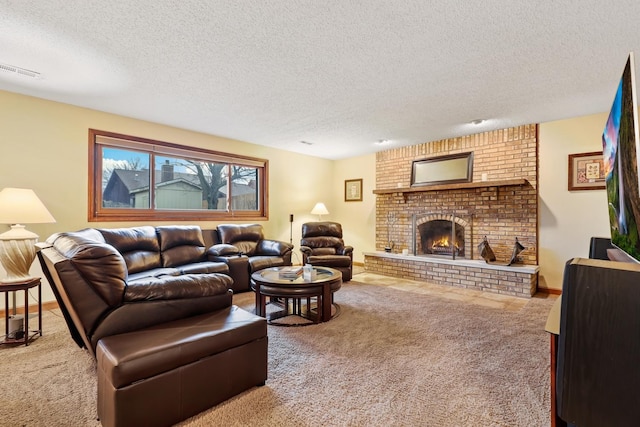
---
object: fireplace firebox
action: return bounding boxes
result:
[419,220,464,257]
[412,213,470,259]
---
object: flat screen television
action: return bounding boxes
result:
[602,52,640,262]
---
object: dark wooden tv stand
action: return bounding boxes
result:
[546,258,640,426]
[547,250,639,426]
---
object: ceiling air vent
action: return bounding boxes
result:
[0,62,42,79]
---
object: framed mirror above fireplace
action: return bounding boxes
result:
[411,152,473,187]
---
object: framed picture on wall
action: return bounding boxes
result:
[344,178,363,202]
[568,152,606,191]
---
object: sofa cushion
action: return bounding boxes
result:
[127,267,181,284]
[178,261,229,275]
[96,306,267,389]
[308,247,338,256]
[217,224,264,256]
[124,273,232,302]
[232,241,258,256]
[301,236,344,250]
[301,222,343,238]
[248,256,287,272]
[99,226,161,274]
[157,225,206,267]
[307,255,352,268]
[256,239,287,256]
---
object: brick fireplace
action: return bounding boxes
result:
[365,124,539,297]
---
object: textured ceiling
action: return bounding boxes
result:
[2,1,640,159]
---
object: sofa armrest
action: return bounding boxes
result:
[207,243,241,257]
[205,246,250,294]
[338,246,354,257]
[256,239,294,257]
[299,245,312,256]
[53,239,128,308]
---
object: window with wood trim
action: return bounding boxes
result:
[88,129,268,222]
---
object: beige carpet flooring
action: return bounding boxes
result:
[0,274,556,426]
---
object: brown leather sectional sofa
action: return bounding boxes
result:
[37,224,291,427]
[39,224,292,354]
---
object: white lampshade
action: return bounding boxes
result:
[311,202,329,220]
[0,188,56,225]
[0,188,56,283]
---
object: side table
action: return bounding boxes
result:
[1,277,42,346]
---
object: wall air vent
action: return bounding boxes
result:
[0,62,42,79]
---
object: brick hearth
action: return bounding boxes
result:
[364,252,538,297]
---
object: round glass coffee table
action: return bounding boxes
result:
[250,266,342,326]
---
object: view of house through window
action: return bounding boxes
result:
[91,130,267,221]
[102,147,151,209]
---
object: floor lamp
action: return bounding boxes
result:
[289,214,294,245]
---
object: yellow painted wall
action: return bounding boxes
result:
[538,113,611,290]
[0,90,333,303]
[332,153,377,263]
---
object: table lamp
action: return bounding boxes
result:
[0,188,56,283]
[310,202,329,221]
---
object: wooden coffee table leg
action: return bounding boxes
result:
[254,283,265,317]
[322,282,332,321]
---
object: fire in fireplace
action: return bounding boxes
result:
[418,219,465,257]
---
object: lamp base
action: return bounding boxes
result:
[0,225,38,283]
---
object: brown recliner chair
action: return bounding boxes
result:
[300,222,353,281]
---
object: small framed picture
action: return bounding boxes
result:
[568,152,606,191]
[344,178,363,202]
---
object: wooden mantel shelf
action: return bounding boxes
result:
[373,178,529,195]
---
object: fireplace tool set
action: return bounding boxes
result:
[384,212,397,253]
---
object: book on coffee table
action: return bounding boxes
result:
[279,266,303,279]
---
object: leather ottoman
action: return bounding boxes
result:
[96,306,267,427]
